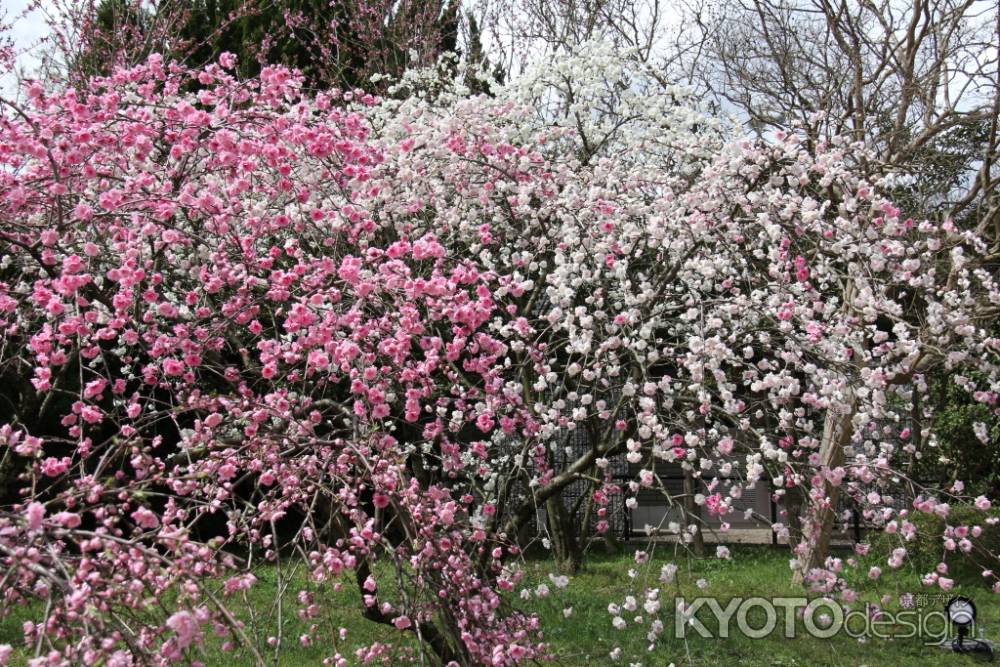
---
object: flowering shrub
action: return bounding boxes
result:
[867,503,1000,580]
[0,43,998,665]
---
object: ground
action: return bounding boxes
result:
[2,545,997,665]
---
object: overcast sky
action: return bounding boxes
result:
[5,0,51,72]
[2,0,52,94]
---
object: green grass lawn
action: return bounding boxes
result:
[530,545,999,666]
[2,545,997,665]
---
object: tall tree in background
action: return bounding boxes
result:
[685,0,1000,240]
[70,0,462,89]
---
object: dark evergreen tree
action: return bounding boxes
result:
[78,0,465,90]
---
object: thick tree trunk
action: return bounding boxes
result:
[683,468,706,557]
[546,495,582,574]
[792,397,856,585]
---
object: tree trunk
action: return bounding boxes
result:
[784,485,805,548]
[792,396,856,585]
[578,480,595,545]
[546,495,582,574]
[683,468,705,557]
[602,528,624,555]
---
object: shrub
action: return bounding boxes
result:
[867,504,1000,584]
